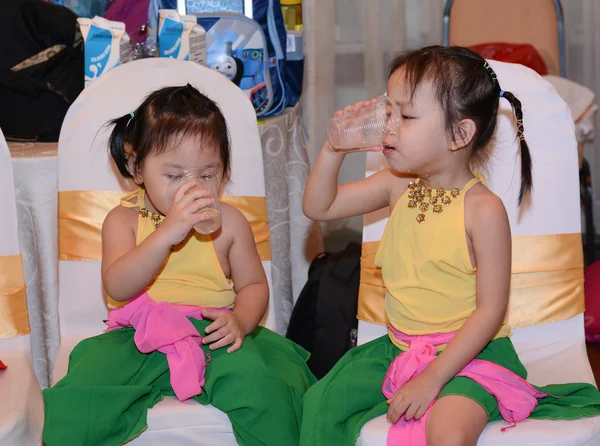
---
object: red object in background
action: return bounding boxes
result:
[469,43,548,76]
[104,0,151,44]
[0,360,6,370]
[585,262,600,342]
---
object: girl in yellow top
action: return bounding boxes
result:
[43,84,315,446]
[301,46,600,445]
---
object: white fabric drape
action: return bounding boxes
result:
[302,0,445,235]
[302,0,600,230]
[563,0,600,228]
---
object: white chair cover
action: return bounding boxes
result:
[53,58,274,445]
[356,60,600,445]
[0,129,44,445]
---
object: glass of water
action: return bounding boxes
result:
[172,167,222,235]
[327,96,400,151]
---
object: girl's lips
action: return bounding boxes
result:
[383,145,395,154]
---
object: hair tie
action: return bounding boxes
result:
[483,61,498,82]
[126,111,135,128]
[499,90,505,98]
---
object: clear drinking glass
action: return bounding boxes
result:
[172,167,222,234]
[327,95,400,151]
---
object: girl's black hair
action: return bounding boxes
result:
[108,84,231,183]
[389,46,532,204]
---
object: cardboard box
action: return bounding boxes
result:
[158,10,206,65]
[78,16,131,87]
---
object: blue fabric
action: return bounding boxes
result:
[252,0,285,115]
[150,0,176,30]
[285,59,303,109]
[50,0,109,18]
[249,0,302,114]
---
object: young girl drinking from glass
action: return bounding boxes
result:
[300,46,600,446]
[43,84,315,446]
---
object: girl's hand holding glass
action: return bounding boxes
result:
[327,96,400,153]
[159,181,216,246]
[170,167,223,235]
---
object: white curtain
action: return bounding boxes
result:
[563,0,600,230]
[303,0,444,238]
[303,0,600,235]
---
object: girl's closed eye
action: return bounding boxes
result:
[165,174,182,181]
[399,107,415,120]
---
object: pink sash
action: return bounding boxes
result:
[105,292,231,401]
[383,327,547,446]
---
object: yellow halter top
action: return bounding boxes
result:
[107,188,236,309]
[375,174,511,350]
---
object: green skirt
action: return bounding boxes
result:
[300,334,600,446]
[43,319,316,446]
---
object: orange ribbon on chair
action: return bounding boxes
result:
[358,233,585,330]
[0,254,30,338]
[58,190,272,261]
[222,196,271,261]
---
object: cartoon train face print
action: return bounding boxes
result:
[202,16,271,113]
[211,41,244,85]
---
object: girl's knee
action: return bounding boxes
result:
[425,396,488,446]
[426,422,474,446]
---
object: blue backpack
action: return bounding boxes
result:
[149,0,302,117]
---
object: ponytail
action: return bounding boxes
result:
[108,112,136,179]
[500,91,533,205]
[483,61,532,205]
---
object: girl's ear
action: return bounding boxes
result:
[449,118,476,151]
[124,143,143,184]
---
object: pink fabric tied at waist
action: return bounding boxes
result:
[105,292,231,401]
[382,327,547,446]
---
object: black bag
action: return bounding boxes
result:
[286,242,361,379]
[0,0,83,142]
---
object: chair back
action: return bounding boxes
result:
[54,58,273,381]
[358,60,592,384]
[0,128,43,445]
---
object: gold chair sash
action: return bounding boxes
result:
[358,233,585,329]
[0,254,31,338]
[58,190,272,261]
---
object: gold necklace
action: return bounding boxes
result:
[140,207,165,229]
[407,179,460,224]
